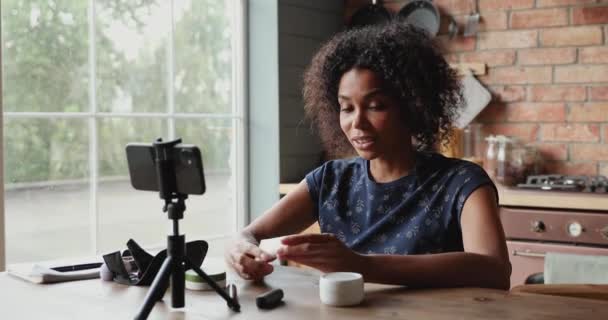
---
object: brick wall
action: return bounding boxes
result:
[345,0,608,176]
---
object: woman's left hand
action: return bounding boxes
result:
[276,233,366,274]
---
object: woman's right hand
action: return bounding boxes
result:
[225,232,276,281]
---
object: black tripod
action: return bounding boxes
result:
[134,138,240,320]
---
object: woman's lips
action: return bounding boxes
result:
[351,136,375,150]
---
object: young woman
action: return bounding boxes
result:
[225,22,511,290]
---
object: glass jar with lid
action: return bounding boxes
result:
[462,123,483,166]
[483,135,498,179]
[495,135,517,186]
[510,144,538,184]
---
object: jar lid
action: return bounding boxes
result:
[185,269,226,283]
[185,258,226,283]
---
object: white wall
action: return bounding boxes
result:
[248,0,281,220]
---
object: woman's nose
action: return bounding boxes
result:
[352,109,367,129]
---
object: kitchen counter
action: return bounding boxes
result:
[496,185,608,211]
[279,183,608,211]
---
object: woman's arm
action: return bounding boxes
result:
[278,185,512,290]
[225,179,316,280]
[243,180,317,241]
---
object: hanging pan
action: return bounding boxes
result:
[397,0,441,37]
[348,0,392,29]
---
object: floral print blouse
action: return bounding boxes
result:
[305,152,496,255]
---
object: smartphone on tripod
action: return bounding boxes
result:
[126,143,206,195]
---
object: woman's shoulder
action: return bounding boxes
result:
[420,152,488,179]
[306,157,365,185]
[319,156,365,173]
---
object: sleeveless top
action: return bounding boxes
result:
[305,152,497,255]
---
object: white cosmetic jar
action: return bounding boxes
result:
[319,272,364,307]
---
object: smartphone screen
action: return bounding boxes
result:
[126,143,206,195]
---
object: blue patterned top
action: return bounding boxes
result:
[305,152,497,255]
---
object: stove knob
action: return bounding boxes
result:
[601,226,608,240]
[531,220,545,233]
[567,222,584,238]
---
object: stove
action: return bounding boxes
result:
[504,174,608,287]
[516,174,608,193]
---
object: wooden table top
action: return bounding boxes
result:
[1,266,607,319]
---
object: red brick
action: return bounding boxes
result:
[479,12,508,31]
[570,144,608,161]
[444,53,460,63]
[439,12,509,33]
[461,50,515,67]
[481,66,552,85]
[555,66,608,83]
[589,86,608,101]
[604,124,608,142]
[540,26,603,47]
[540,124,600,142]
[542,161,598,175]
[482,124,539,142]
[479,0,534,12]
[437,35,476,53]
[489,86,526,102]
[537,0,596,7]
[505,103,566,122]
[533,143,568,161]
[528,85,586,102]
[510,8,568,29]
[476,103,507,122]
[573,6,608,25]
[568,102,608,122]
[434,0,472,15]
[518,48,576,65]
[478,30,537,49]
[600,162,608,176]
[580,47,608,64]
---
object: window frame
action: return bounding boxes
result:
[0,0,249,269]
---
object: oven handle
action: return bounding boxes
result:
[512,250,546,258]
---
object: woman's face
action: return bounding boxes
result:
[337,68,411,160]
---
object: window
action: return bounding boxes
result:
[1,0,246,264]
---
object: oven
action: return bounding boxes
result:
[501,206,608,287]
[500,174,608,287]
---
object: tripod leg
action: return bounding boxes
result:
[134,256,173,320]
[171,259,185,308]
[184,258,240,312]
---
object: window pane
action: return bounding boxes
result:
[175,119,235,239]
[4,118,89,263]
[173,0,232,114]
[95,0,169,113]
[1,0,89,112]
[97,118,168,252]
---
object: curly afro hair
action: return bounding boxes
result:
[303,21,463,158]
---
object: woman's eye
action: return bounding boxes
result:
[340,106,353,112]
